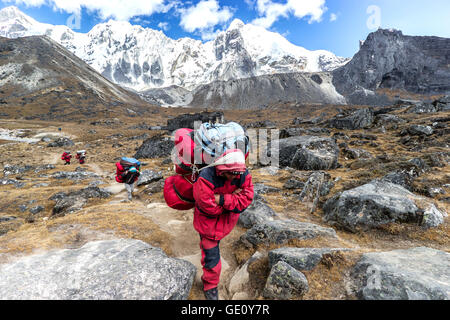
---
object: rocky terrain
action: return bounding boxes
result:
[0,97,448,300]
[0,6,448,301]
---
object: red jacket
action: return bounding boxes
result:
[115,162,139,184]
[193,167,254,241]
[61,153,72,162]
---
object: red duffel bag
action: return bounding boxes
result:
[163,174,195,210]
[173,128,197,175]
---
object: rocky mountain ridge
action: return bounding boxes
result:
[143,29,450,108]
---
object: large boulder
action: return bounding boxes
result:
[0,239,196,300]
[47,137,75,147]
[328,108,374,130]
[274,136,339,171]
[407,125,434,136]
[240,219,337,247]
[323,180,447,232]
[134,134,173,159]
[136,170,163,186]
[165,111,224,131]
[238,198,277,229]
[351,247,450,300]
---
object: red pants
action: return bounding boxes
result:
[199,236,221,291]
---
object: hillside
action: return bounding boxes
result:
[0,35,155,121]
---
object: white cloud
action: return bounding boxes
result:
[244,0,256,9]
[178,0,233,34]
[252,0,327,28]
[4,0,176,21]
[330,13,338,22]
[158,21,169,31]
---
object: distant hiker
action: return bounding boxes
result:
[76,150,86,164]
[61,151,72,165]
[115,157,141,201]
[192,149,254,300]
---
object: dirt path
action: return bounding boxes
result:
[118,195,239,300]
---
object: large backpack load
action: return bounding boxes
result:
[76,150,86,164]
[194,122,250,164]
[115,157,141,184]
[164,122,249,211]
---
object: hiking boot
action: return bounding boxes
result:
[128,193,132,201]
[204,287,219,300]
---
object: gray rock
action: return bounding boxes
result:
[136,170,163,186]
[47,137,75,147]
[381,171,415,191]
[0,216,17,222]
[375,114,406,126]
[268,247,350,271]
[253,183,280,196]
[298,171,334,212]
[283,179,305,190]
[323,180,447,232]
[262,261,309,299]
[238,198,277,228]
[407,125,434,136]
[328,108,374,130]
[3,164,33,176]
[143,180,165,194]
[0,239,196,300]
[408,102,440,114]
[165,111,224,131]
[0,178,25,188]
[34,164,55,173]
[275,136,339,171]
[435,95,450,104]
[29,205,44,215]
[343,148,372,160]
[52,196,87,216]
[51,171,99,181]
[279,128,307,138]
[426,187,445,198]
[240,219,337,247]
[134,134,173,159]
[50,187,111,216]
[351,247,450,300]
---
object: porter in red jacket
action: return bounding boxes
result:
[61,151,72,165]
[193,149,254,300]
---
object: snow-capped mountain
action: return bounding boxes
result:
[0,6,350,91]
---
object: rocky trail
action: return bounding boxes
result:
[0,102,449,300]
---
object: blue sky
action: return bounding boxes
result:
[1,0,449,58]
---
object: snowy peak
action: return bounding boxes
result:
[0,6,350,92]
[0,6,30,22]
[227,18,245,31]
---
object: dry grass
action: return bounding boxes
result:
[0,104,449,300]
